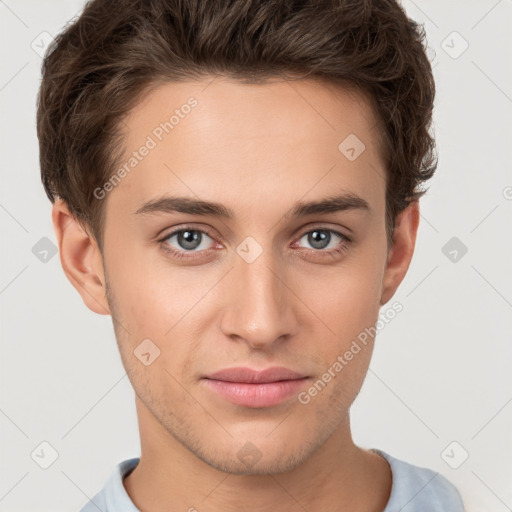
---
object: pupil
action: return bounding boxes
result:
[309,230,329,249]
[179,230,201,250]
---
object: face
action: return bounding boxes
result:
[55,76,418,475]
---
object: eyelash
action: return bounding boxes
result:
[158,226,352,261]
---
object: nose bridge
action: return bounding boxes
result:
[220,241,296,347]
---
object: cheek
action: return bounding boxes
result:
[304,261,383,338]
[107,243,196,333]
[296,257,383,397]
[106,252,216,370]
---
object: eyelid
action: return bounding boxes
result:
[159,223,350,244]
[158,223,222,246]
[295,223,352,243]
[159,226,218,247]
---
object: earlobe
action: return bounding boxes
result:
[380,200,420,305]
[52,199,111,316]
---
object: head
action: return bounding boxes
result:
[38,0,436,474]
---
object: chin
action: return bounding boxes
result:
[186,430,319,476]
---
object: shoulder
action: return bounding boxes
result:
[77,458,140,512]
[78,489,107,512]
[372,449,465,512]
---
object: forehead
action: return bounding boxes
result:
[108,76,386,222]
[122,76,381,150]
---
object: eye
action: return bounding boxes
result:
[158,226,351,262]
[293,228,351,257]
[159,228,217,259]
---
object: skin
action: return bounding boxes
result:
[52,76,419,512]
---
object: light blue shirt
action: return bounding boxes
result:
[79,448,465,511]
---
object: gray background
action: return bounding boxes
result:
[1,1,511,511]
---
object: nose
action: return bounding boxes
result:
[219,249,298,350]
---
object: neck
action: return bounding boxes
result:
[123,397,391,512]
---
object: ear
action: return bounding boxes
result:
[380,200,420,305]
[52,199,111,316]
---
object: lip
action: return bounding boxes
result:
[205,366,307,383]
[202,366,309,408]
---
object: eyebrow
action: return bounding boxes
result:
[133,193,371,219]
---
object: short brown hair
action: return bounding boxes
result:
[37,0,437,252]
